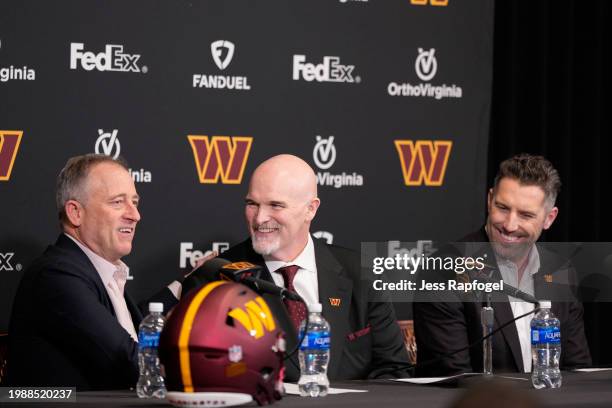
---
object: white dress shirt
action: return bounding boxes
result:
[65,233,138,341]
[264,234,319,308]
[495,246,540,373]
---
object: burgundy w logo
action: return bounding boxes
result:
[394,140,452,186]
[0,130,23,181]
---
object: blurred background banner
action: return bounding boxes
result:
[3,1,610,365]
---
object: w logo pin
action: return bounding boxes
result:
[329,298,341,307]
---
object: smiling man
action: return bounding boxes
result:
[220,154,412,381]
[7,154,178,390]
[413,154,591,376]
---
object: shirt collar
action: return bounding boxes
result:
[64,233,130,287]
[265,234,317,274]
[495,245,541,276]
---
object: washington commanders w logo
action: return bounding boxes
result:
[394,140,452,186]
[228,297,276,339]
[0,130,23,181]
[188,135,252,184]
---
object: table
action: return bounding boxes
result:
[4,371,612,408]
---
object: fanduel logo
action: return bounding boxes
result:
[293,55,360,83]
[70,43,146,73]
[313,136,363,188]
[0,130,23,181]
[388,48,462,99]
[394,140,452,186]
[94,129,152,183]
[192,40,251,90]
[188,135,252,184]
[180,242,230,269]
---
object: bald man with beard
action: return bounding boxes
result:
[218,154,412,381]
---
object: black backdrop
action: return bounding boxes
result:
[489,0,611,365]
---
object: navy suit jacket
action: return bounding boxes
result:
[7,234,177,390]
[218,238,412,382]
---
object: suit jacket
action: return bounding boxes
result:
[218,238,412,381]
[7,234,177,390]
[413,228,592,376]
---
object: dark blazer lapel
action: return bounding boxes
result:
[313,240,353,380]
[493,298,524,372]
[55,234,114,313]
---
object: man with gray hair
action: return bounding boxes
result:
[413,154,591,376]
[8,154,179,390]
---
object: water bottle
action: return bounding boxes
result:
[530,300,562,389]
[136,302,167,398]
[298,303,330,397]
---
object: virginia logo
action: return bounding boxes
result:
[313,135,336,169]
[394,140,452,186]
[95,129,121,159]
[211,40,235,70]
[415,48,437,81]
[0,130,23,181]
[228,297,276,339]
[187,135,252,184]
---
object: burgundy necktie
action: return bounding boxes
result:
[278,265,307,331]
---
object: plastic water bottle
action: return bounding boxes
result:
[136,302,167,398]
[531,300,562,389]
[298,303,330,397]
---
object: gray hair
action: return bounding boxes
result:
[56,154,128,225]
[493,153,561,207]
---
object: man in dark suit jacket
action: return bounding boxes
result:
[7,154,178,390]
[413,154,591,376]
[210,154,411,381]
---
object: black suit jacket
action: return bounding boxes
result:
[413,228,592,376]
[218,238,412,381]
[7,234,177,390]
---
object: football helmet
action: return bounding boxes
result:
[159,280,285,407]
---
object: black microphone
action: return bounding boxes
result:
[467,263,539,305]
[183,257,303,301]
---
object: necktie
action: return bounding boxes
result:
[278,265,307,331]
[107,267,139,342]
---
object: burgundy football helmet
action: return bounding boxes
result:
[160,280,285,407]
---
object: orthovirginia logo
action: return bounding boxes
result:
[0,130,23,181]
[313,135,363,188]
[187,135,252,184]
[394,140,452,186]
[94,129,152,183]
[70,43,146,73]
[388,48,462,99]
[193,40,251,90]
[0,40,36,82]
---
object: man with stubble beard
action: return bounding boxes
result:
[220,154,412,381]
[413,154,591,376]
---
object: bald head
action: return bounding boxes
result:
[250,154,318,202]
[245,154,320,261]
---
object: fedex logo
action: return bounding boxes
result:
[292,55,359,83]
[69,43,143,73]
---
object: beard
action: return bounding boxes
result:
[490,240,532,263]
[251,232,281,256]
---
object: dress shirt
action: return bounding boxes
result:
[65,233,138,341]
[495,246,540,372]
[265,234,319,308]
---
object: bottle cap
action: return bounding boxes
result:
[538,300,551,309]
[308,303,322,313]
[149,302,164,313]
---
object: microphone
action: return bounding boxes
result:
[183,257,302,301]
[466,263,539,305]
